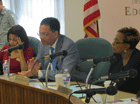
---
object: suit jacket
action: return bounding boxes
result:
[37,34,81,80]
[109,48,140,94]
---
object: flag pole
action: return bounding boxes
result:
[96,21,100,37]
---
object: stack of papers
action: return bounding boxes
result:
[29,79,103,98]
[106,98,138,104]
[29,79,138,104]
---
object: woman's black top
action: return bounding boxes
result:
[109,48,140,94]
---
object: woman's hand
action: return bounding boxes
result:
[16,37,28,71]
[16,37,24,52]
[17,37,24,45]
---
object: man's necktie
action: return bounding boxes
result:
[50,47,56,70]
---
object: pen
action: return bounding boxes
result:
[131,98,138,102]
[76,85,85,87]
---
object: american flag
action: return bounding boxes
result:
[83,0,101,38]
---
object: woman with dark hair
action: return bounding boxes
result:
[109,27,140,94]
[0,25,33,73]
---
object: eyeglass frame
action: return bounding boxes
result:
[113,38,125,44]
[37,31,56,37]
[37,32,50,37]
[113,41,124,44]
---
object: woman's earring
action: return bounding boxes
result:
[124,49,127,53]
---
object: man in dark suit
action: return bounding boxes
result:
[18,17,81,81]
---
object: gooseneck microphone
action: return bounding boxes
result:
[43,50,68,60]
[0,44,23,53]
[73,86,117,95]
[85,55,117,64]
[45,50,68,87]
[98,69,138,80]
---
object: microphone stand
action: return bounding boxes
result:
[85,63,97,104]
[45,59,53,87]
[103,80,117,104]
[85,63,96,89]
[85,90,96,104]
[7,51,12,77]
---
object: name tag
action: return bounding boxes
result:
[57,85,72,95]
[14,75,30,85]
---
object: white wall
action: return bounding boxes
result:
[98,0,140,49]
[64,0,140,49]
[64,0,85,42]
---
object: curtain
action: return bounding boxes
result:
[3,0,65,39]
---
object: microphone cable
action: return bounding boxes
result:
[29,57,83,88]
[68,92,97,104]
[30,57,96,103]
[69,92,74,104]
[29,56,82,87]
[70,60,85,95]
[70,60,97,103]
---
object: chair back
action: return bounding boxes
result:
[75,37,113,83]
[28,36,40,57]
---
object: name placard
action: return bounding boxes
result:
[14,75,30,85]
[57,85,72,95]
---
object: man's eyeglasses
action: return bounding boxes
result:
[37,32,49,37]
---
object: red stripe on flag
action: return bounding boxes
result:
[83,0,100,38]
[83,10,100,26]
[86,26,97,37]
[84,34,88,38]
[84,0,98,11]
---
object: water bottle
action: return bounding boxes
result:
[62,69,70,88]
[3,60,8,75]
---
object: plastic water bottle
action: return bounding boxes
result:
[3,60,8,75]
[62,69,70,88]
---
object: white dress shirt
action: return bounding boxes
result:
[38,38,58,78]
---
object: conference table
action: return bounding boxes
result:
[0,75,136,104]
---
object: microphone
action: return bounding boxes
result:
[0,44,23,53]
[85,55,117,64]
[73,86,117,95]
[98,69,138,80]
[43,50,68,60]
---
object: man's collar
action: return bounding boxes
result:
[49,38,58,49]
